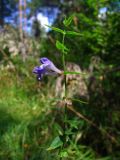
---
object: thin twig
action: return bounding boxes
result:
[67,105,118,145]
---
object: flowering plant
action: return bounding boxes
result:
[33,57,62,80]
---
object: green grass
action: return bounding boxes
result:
[0,65,113,160]
[0,68,55,160]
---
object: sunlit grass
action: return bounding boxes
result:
[0,68,55,159]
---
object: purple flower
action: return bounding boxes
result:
[33,57,62,81]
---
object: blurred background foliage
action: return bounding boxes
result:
[0,0,120,159]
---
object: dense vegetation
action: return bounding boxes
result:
[0,0,120,159]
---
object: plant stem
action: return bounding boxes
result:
[60,32,68,160]
[62,32,67,98]
[62,31,67,119]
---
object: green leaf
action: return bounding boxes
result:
[54,123,63,136]
[70,98,88,104]
[56,40,69,53]
[63,14,74,27]
[67,119,80,129]
[45,25,65,34]
[64,71,87,75]
[59,151,68,158]
[66,31,82,36]
[65,129,74,135]
[47,136,63,151]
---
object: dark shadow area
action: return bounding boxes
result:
[0,104,17,136]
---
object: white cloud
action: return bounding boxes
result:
[37,13,49,31]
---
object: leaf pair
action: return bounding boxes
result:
[45,25,82,36]
[63,14,74,27]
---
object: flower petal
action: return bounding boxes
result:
[40,57,62,74]
[40,57,51,65]
[33,66,45,74]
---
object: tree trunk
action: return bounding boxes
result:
[19,0,23,40]
[23,0,27,32]
[0,0,4,27]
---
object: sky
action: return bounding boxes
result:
[4,1,59,34]
[26,7,59,34]
[4,1,116,35]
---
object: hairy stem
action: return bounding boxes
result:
[62,32,67,98]
[60,32,68,160]
[62,32,67,128]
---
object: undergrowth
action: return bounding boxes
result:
[0,17,118,159]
